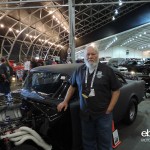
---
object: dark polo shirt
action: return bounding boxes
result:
[70,62,121,119]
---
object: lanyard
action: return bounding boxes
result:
[85,65,98,88]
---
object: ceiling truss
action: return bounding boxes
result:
[0,0,149,61]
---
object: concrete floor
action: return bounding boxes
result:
[10,82,150,150]
[116,97,150,150]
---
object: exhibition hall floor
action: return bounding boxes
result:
[116,97,150,150]
[11,82,150,150]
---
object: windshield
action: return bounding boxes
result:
[108,58,126,66]
[23,72,70,98]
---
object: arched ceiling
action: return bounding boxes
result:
[0,0,149,61]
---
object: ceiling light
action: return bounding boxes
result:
[16,30,19,33]
[49,11,54,14]
[9,28,12,31]
[90,43,95,47]
[144,32,146,34]
[112,16,115,21]
[115,9,118,15]
[119,0,123,6]
[0,24,4,28]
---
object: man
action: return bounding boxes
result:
[57,45,121,150]
[0,57,13,102]
[30,57,38,69]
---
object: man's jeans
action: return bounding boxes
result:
[81,113,113,150]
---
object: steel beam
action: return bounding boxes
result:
[68,0,75,63]
[0,0,61,5]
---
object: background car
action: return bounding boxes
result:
[101,59,128,73]
[18,63,145,150]
[119,60,144,73]
[141,60,150,75]
[107,58,126,67]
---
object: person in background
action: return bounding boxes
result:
[23,57,30,81]
[57,45,121,150]
[15,62,24,83]
[45,56,53,65]
[30,57,38,69]
[0,57,13,103]
[52,58,57,65]
[5,59,13,82]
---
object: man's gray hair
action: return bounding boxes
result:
[84,45,99,56]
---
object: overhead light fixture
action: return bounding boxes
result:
[105,37,117,50]
[0,24,4,28]
[90,43,95,47]
[115,9,119,15]
[112,16,115,21]
[119,0,123,6]
[16,30,19,33]
[9,28,12,31]
[52,15,68,32]
[49,11,53,14]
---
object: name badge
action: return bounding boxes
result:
[89,89,95,97]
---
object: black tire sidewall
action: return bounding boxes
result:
[123,98,137,125]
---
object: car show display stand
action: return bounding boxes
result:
[112,120,121,149]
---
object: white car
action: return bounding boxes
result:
[117,66,128,73]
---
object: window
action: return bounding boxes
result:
[24,72,70,98]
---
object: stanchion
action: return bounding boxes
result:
[112,120,121,149]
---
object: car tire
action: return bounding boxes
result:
[123,98,137,125]
[142,69,149,75]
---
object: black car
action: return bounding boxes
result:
[141,60,150,75]
[120,60,144,72]
[19,64,145,150]
[0,64,145,150]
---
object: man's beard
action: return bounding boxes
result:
[84,59,99,69]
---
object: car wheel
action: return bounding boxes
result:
[123,98,137,125]
[142,69,149,75]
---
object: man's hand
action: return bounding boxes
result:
[57,101,68,112]
[57,85,76,112]
[105,109,112,114]
[106,89,120,114]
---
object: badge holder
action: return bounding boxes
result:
[112,120,121,148]
[82,88,90,99]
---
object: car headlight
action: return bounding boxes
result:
[130,71,135,75]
